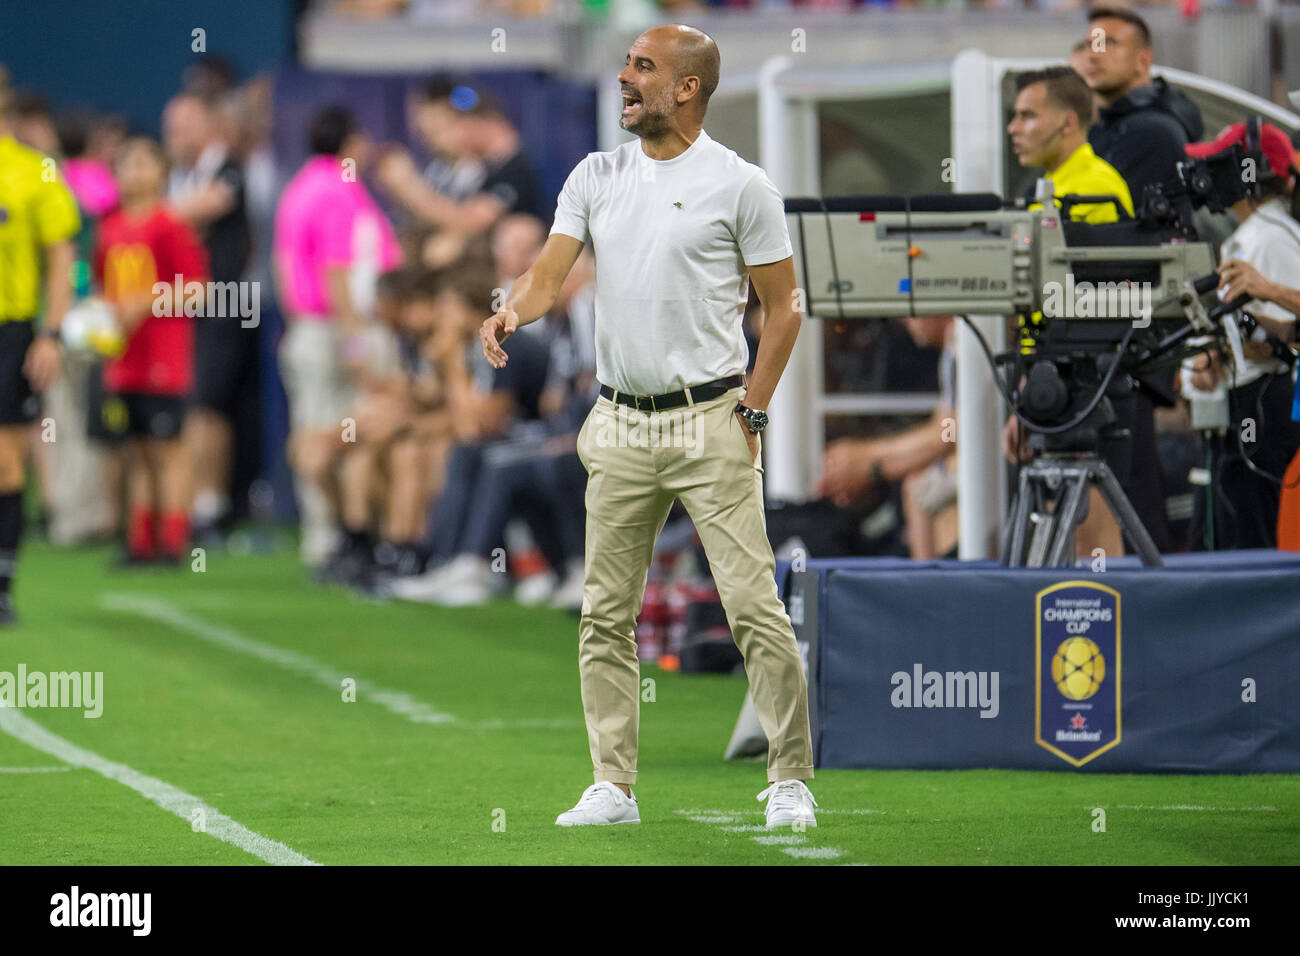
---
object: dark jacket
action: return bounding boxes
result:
[1089,77,1204,212]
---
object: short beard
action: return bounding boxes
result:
[622,90,674,141]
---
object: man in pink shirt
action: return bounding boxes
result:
[274,106,402,565]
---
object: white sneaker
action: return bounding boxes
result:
[514,571,558,605]
[389,554,491,605]
[548,559,586,612]
[757,779,818,828]
[555,781,640,826]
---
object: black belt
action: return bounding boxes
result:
[599,375,744,412]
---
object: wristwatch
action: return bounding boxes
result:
[734,404,769,434]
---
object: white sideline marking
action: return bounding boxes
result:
[675,808,851,864]
[674,807,883,816]
[100,594,576,731]
[101,593,456,725]
[0,708,319,866]
[0,765,72,773]
[751,835,806,846]
[1100,805,1278,812]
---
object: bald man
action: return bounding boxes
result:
[480,25,818,828]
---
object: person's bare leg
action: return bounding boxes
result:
[1075,487,1124,560]
[338,444,374,535]
[142,437,189,560]
[290,429,344,563]
[386,438,430,542]
[124,438,156,558]
[156,437,193,516]
[186,408,232,529]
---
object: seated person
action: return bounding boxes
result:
[389,256,553,603]
[818,315,958,559]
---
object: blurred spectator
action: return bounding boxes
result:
[390,257,560,604]
[164,91,256,544]
[10,92,59,155]
[94,138,208,564]
[492,213,546,290]
[182,54,239,101]
[1081,6,1204,206]
[376,87,542,236]
[408,78,486,203]
[57,112,119,222]
[273,105,403,566]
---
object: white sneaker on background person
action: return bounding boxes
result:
[389,553,492,605]
[515,570,558,605]
[555,782,640,826]
[548,559,586,611]
[757,779,818,828]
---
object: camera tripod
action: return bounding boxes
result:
[1001,452,1163,568]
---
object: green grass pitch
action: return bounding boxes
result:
[0,539,1296,865]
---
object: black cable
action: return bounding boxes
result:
[819,197,845,321]
[1230,358,1284,486]
[958,313,1135,436]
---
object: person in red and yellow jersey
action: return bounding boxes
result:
[0,65,80,625]
[93,137,207,564]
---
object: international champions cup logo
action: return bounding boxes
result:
[1035,581,1121,767]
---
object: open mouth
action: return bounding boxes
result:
[621,90,642,118]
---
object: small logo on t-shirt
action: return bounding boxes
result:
[673,201,683,208]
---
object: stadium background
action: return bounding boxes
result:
[0,0,1298,867]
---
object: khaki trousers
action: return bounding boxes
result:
[575,384,814,785]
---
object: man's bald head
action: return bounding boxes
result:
[662,25,720,113]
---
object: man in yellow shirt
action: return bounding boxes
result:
[1004,65,1145,559]
[1009,65,1134,224]
[0,65,80,624]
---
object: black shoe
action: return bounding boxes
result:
[347,563,392,601]
[0,593,16,627]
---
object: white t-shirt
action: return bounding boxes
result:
[549,128,793,395]
[1218,197,1300,387]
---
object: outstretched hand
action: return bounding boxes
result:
[480,307,519,369]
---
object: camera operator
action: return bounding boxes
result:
[1180,121,1300,550]
[1002,65,1170,557]
[1215,257,1300,549]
